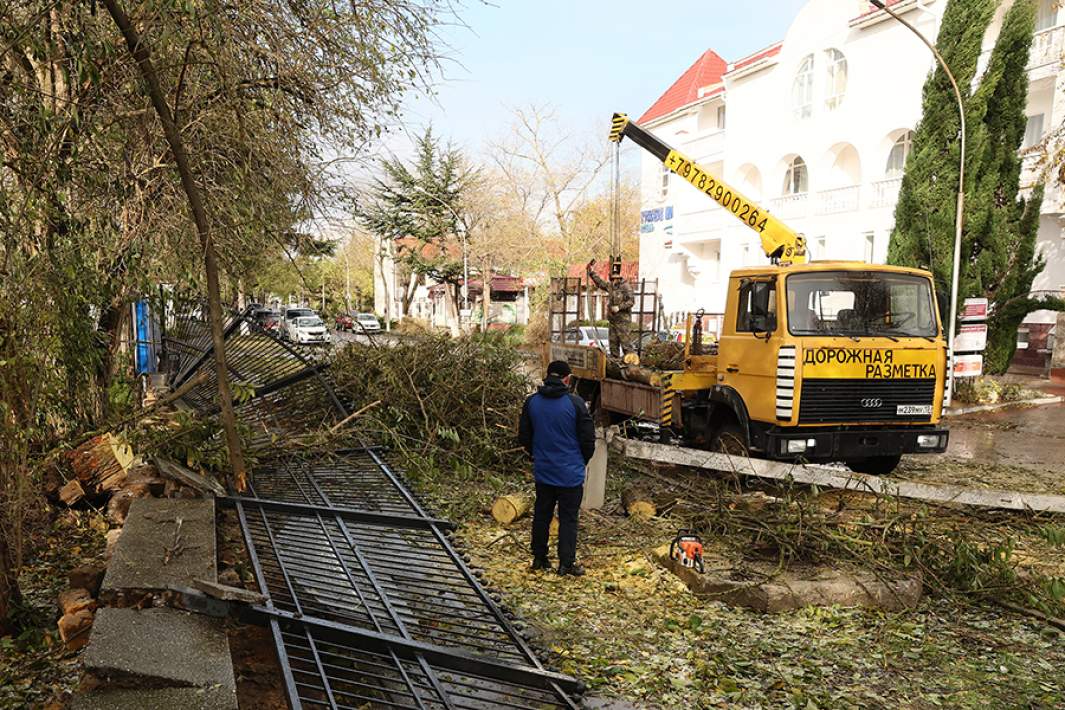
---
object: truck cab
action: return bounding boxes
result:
[674,261,949,474]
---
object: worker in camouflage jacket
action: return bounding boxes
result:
[586,259,634,358]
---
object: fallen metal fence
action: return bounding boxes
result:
[165,306,580,709]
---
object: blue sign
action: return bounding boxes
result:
[640,206,674,224]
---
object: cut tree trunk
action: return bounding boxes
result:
[59,479,86,507]
[491,494,533,525]
[621,486,656,519]
[102,0,247,492]
[67,434,134,495]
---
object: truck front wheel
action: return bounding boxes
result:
[846,455,902,476]
[712,420,749,457]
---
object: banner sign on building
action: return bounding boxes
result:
[640,206,673,234]
[954,323,988,353]
[953,353,984,378]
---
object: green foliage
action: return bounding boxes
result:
[330,333,531,490]
[125,410,256,477]
[889,0,1061,373]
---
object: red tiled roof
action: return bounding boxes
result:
[395,236,461,260]
[852,0,904,21]
[565,261,640,282]
[729,41,784,73]
[637,49,728,124]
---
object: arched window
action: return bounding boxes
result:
[885,131,914,177]
[792,54,814,119]
[824,49,847,110]
[782,156,809,195]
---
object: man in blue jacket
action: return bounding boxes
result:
[518,360,596,576]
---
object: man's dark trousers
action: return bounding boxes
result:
[532,481,583,566]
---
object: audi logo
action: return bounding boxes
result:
[861,398,883,408]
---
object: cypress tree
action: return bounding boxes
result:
[889,0,1063,373]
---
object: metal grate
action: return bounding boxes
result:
[165,303,580,709]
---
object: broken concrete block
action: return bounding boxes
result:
[100,498,215,600]
[82,608,236,697]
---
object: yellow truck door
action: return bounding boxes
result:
[718,275,782,424]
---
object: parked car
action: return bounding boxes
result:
[251,308,279,332]
[638,330,672,348]
[334,312,355,331]
[279,307,315,340]
[554,326,610,349]
[353,313,382,333]
[290,315,330,345]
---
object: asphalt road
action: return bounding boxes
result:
[944,400,1065,474]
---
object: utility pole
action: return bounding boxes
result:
[345,247,352,312]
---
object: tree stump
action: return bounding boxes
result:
[622,486,656,519]
[491,494,533,525]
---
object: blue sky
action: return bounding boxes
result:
[392,0,809,156]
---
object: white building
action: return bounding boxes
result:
[637,0,1064,359]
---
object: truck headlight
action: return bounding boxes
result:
[786,439,808,454]
[917,434,943,448]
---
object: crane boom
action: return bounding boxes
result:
[609,113,807,265]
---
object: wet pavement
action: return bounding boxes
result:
[942,400,1065,475]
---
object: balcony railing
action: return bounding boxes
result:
[871,176,903,208]
[815,185,861,215]
[1030,25,1064,69]
[768,192,810,219]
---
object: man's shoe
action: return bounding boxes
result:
[531,556,550,571]
[557,562,585,577]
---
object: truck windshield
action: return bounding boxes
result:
[786,271,938,338]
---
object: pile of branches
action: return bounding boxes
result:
[330,334,531,482]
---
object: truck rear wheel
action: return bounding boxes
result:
[846,455,901,476]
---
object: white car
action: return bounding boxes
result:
[279,307,315,340]
[354,313,382,333]
[557,326,610,349]
[291,315,330,345]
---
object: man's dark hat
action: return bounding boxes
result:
[546,360,571,378]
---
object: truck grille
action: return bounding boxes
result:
[798,378,936,424]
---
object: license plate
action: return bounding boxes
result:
[897,404,932,416]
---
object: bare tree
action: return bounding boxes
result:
[490,104,612,267]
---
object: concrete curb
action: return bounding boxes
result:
[944,395,1063,417]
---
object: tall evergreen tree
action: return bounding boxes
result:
[358,128,477,316]
[889,0,1062,373]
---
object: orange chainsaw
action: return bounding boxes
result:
[669,530,704,573]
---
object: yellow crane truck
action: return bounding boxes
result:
[547,114,949,475]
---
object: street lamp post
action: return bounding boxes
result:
[871,0,966,406]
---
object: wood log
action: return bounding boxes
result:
[58,588,96,616]
[67,433,134,495]
[621,486,657,519]
[59,479,86,507]
[491,494,533,525]
[621,365,657,386]
[57,609,94,650]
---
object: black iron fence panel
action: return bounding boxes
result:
[164,303,580,709]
